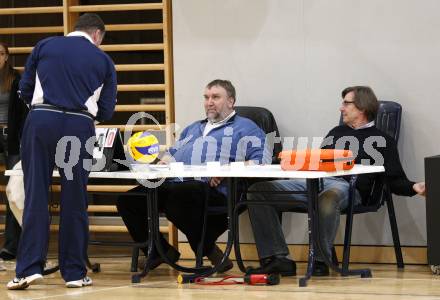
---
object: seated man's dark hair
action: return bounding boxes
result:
[342,86,379,121]
[206,79,236,103]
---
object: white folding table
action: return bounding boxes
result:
[6,164,384,286]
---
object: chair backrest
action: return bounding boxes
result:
[343,100,403,209]
[235,106,282,164]
[374,101,402,142]
[372,101,402,207]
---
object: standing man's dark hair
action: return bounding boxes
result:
[74,13,105,33]
[74,13,106,46]
[341,86,379,122]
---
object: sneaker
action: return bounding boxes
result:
[207,245,234,273]
[7,274,43,290]
[65,276,93,288]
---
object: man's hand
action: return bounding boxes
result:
[209,177,224,187]
[157,154,172,165]
[413,182,426,196]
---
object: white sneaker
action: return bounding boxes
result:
[65,276,93,288]
[7,274,43,290]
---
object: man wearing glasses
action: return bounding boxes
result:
[245,86,426,277]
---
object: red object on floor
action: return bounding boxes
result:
[194,274,280,286]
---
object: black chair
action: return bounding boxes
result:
[195,106,282,267]
[339,100,404,273]
[235,106,282,164]
[233,100,404,274]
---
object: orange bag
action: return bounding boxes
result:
[279,149,354,172]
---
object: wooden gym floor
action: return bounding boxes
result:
[0,257,439,300]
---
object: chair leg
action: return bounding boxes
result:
[86,256,101,273]
[341,176,357,276]
[195,186,210,268]
[42,263,60,275]
[386,193,404,269]
[332,246,339,266]
[342,209,354,276]
[195,218,206,268]
[131,246,140,272]
[277,211,283,223]
[233,202,248,273]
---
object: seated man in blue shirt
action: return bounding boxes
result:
[117,79,268,272]
[246,86,425,277]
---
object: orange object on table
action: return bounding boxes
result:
[279,149,354,172]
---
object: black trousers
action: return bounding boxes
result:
[0,133,21,255]
[116,180,228,256]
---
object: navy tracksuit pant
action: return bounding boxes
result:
[16,109,95,282]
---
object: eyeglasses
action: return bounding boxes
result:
[342,100,355,106]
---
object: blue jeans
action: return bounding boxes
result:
[247,177,361,261]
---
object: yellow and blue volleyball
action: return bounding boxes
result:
[127,131,160,163]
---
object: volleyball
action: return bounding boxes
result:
[127,131,160,163]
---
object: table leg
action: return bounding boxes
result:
[233,200,247,273]
[132,185,213,283]
[131,188,156,283]
[299,179,318,287]
[299,178,372,287]
[178,177,237,283]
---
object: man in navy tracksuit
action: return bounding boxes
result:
[7,13,117,290]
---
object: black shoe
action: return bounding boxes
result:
[246,257,296,277]
[0,250,16,261]
[312,261,330,276]
[140,246,181,271]
[207,245,234,273]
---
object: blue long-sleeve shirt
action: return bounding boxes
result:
[19,31,117,122]
[168,114,269,195]
[169,115,267,165]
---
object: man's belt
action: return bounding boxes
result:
[31,104,95,121]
